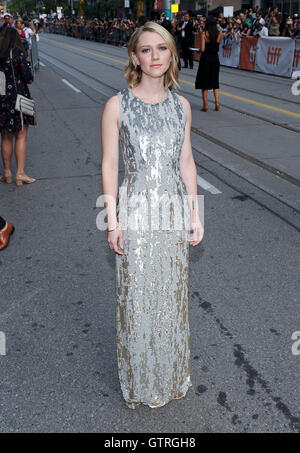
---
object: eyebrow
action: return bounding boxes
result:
[140,43,167,47]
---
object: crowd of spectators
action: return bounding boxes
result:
[0,12,43,56]
[44,6,300,47]
[216,7,300,44]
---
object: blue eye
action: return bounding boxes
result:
[142,48,150,53]
[160,46,167,50]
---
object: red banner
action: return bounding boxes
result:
[238,36,259,71]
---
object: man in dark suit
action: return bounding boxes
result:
[177,13,195,69]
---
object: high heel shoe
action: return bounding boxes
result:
[0,170,13,184]
[15,173,36,186]
[215,103,220,111]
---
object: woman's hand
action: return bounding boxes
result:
[188,217,204,246]
[108,225,124,255]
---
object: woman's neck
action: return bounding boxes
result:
[132,77,167,102]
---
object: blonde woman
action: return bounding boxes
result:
[101,21,203,409]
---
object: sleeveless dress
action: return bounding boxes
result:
[115,87,192,409]
[195,41,220,90]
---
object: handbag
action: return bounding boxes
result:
[9,49,36,129]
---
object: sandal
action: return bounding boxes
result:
[15,173,36,187]
[0,170,13,184]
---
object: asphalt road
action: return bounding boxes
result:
[0,32,299,433]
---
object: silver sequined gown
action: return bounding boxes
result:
[115,87,192,409]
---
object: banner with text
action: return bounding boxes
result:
[238,36,259,71]
[254,37,295,77]
[292,39,300,73]
[218,37,241,68]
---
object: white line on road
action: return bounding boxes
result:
[197,174,222,194]
[62,78,81,93]
[39,61,46,67]
[0,331,6,356]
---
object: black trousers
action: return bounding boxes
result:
[181,39,193,68]
[0,216,6,230]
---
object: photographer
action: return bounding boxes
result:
[293,21,300,39]
[268,13,280,36]
[232,19,242,43]
[282,16,294,37]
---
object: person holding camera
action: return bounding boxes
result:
[282,17,294,37]
[268,13,280,36]
[293,22,300,39]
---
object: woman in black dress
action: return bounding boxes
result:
[195,16,222,112]
[0,27,36,186]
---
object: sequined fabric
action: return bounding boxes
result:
[115,87,192,409]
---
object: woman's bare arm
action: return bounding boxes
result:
[101,95,120,230]
[200,31,206,52]
[179,96,204,245]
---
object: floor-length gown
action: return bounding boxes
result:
[115,86,192,409]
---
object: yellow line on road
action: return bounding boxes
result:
[180,78,300,118]
[41,36,300,119]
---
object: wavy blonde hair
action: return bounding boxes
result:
[124,21,179,90]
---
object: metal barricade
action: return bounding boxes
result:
[46,23,136,47]
[30,35,39,74]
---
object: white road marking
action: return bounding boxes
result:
[197,174,222,194]
[62,78,81,93]
[0,331,6,356]
[39,61,46,67]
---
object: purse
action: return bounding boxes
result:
[9,49,36,129]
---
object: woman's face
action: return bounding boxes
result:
[15,20,23,30]
[132,31,172,80]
